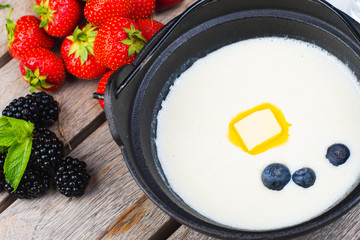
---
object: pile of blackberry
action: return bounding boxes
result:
[4,167,50,199]
[0,92,91,199]
[2,91,59,127]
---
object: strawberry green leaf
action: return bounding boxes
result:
[68,43,79,57]
[67,23,98,65]
[128,45,136,57]
[0,4,11,9]
[121,39,132,45]
[24,66,53,92]
[34,5,48,15]
[33,0,56,30]
[121,24,147,58]
[86,45,94,56]
[79,46,88,65]
[4,138,33,191]
[72,26,80,41]
[77,33,88,42]
[6,8,15,48]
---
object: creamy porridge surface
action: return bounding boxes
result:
[155,37,360,230]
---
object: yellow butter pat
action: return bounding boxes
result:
[229,103,291,155]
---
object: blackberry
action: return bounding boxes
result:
[2,91,59,127]
[0,153,6,191]
[5,167,50,199]
[30,126,65,170]
[55,157,90,197]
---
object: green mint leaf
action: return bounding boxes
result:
[1,116,34,191]
[0,115,11,128]
[6,116,34,143]
[4,137,33,191]
[0,116,16,147]
[0,146,8,153]
[0,128,16,147]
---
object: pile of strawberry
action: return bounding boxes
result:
[6,0,184,108]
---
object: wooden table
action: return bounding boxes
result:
[1,0,360,239]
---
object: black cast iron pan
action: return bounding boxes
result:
[101,0,360,239]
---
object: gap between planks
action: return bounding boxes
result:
[0,111,107,213]
[0,52,12,69]
[149,217,182,240]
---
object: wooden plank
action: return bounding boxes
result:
[0,123,171,239]
[169,203,360,240]
[0,0,36,60]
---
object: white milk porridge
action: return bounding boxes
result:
[155,37,360,230]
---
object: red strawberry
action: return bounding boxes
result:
[156,0,184,11]
[136,19,164,41]
[6,9,54,61]
[96,70,115,109]
[129,0,155,21]
[94,17,147,70]
[61,24,107,80]
[84,0,132,27]
[34,0,83,37]
[20,48,66,92]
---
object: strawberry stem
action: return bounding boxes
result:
[67,24,98,65]
[33,0,56,30]
[23,66,53,92]
[121,24,147,58]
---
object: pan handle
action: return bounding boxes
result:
[104,64,135,147]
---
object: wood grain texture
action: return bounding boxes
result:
[0,123,170,240]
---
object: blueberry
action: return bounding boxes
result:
[292,168,316,188]
[261,163,291,190]
[326,143,350,166]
